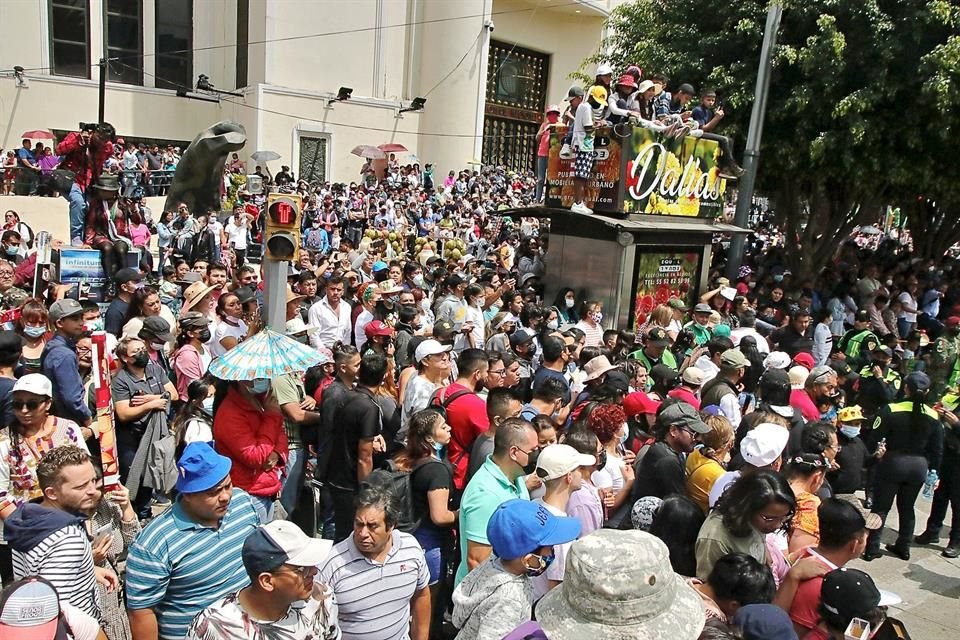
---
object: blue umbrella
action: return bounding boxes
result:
[208,329,322,380]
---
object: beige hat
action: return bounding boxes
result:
[788,365,808,389]
[536,444,596,482]
[286,287,305,304]
[681,367,705,386]
[181,281,217,314]
[583,355,616,382]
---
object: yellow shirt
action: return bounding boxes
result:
[686,448,726,512]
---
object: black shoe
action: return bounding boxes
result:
[886,543,911,561]
[861,549,883,562]
[943,544,960,559]
[915,530,940,545]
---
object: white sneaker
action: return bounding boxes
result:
[559,144,574,159]
[571,201,593,214]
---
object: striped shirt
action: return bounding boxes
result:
[125,488,261,640]
[317,530,429,640]
[12,523,101,620]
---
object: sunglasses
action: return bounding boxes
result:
[13,399,45,411]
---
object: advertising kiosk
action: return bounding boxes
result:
[511,123,749,331]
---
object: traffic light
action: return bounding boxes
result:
[264,193,302,262]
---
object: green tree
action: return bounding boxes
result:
[595,0,960,273]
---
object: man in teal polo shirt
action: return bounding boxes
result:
[126,442,262,639]
[630,327,678,372]
[455,418,538,586]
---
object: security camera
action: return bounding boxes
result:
[484,20,495,32]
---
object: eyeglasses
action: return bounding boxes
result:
[13,399,44,411]
[279,564,313,578]
[514,445,540,458]
[488,368,506,377]
[757,512,791,525]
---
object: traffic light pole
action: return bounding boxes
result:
[263,260,288,333]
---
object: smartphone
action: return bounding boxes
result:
[844,617,871,640]
[93,522,113,544]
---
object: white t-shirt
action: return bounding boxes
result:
[207,219,224,248]
[572,101,594,149]
[355,309,374,352]
[897,291,918,323]
[184,417,213,445]
[211,318,247,357]
[225,219,249,250]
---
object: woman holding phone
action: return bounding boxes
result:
[88,480,140,640]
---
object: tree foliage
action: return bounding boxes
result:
[595,0,960,273]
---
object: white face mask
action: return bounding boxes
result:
[547,319,559,330]
[565,298,575,309]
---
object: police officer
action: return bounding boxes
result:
[863,372,944,561]
[856,345,901,421]
[928,316,960,400]
[837,310,880,369]
[915,399,960,557]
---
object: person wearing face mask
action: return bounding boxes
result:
[485,312,519,357]
[112,336,177,517]
[856,345,901,421]
[574,300,604,347]
[171,379,214,458]
[104,267,143,336]
[172,312,213,399]
[553,288,579,325]
[456,418,539,587]
[14,298,50,375]
[213,375,288,523]
[827,406,877,500]
[452,498,580,640]
[0,230,23,265]
[455,284,486,352]
[508,329,538,397]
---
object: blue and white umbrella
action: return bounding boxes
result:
[208,329,322,380]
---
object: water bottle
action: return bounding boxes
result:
[923,470,939,500]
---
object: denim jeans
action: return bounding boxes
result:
[64,183,87,242]
[280,448,305,514]
[250,494,275,523]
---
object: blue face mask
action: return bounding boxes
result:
[4,246,18,256]
[250,379,270,395]
[839,426,860,439]
[202,396,214,414]
[432,441,444,454]
[23,325,46,339]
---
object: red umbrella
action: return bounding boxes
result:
[21,129,55,140]
[378,143,408,153]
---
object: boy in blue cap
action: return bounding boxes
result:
[451,499,580,640]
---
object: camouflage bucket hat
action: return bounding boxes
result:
[536,529,705,640]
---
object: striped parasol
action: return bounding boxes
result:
[208,329,322,380]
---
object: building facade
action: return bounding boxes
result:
[0,0,618,185]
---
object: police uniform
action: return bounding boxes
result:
[916,391,960,556]
[838,328,879,368]
[928,334,960,399]
[864,382,944,560]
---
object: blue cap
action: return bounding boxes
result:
[732,604,798,640]
[487,500,581,560]
[176,442,232,494]
[372,261,389,272]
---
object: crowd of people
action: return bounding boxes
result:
[0,68,952,640]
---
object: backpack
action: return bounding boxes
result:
[365,458,441,533]
[304,227,325,251]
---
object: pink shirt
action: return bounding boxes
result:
[790,388,821,422]
[129,223,151,248]
[566,481,603,536]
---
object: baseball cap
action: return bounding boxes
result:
[241,521,333,576]
[623,392,661,418]
[176,442,232,494]
[546,104,561,114]
[838,405,866,423]
[636,79,655,93]
[788,365,808,388]
[588,85,608,107]
[650,363,680,386]
[12,374,52,398]
[872,345,893,357]
[48,299,84,323]
[432,319,456,340]
[681,367,705,386]
[659,401,710,434]
[114,267,142,284]
[820,568,886,620]
[486,500,580,561]
[720,349,750,369]
[536,529,705,640]
[566,86,585,100]
[904,370,931,392]
[414,339,451,364]
[693,303,712,314]
[645,327,669,346]
[444,274,465,289]
[713,324,731,338]
[364,320,393,338]
[510,328,537,348]
[732,604,797,640]
[372,261,388,273]
[596,63,613,76]
[536,444,596,481]
[822,496,882,537]
[793,352,815,370]
[179,311,210,330]
[0,576,67,640]
[741,423,789,467]
[140,316,174,342]
[763,351,791,370]
[854,309,870,323]
[667,298,688,312]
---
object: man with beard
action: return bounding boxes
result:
[206,262,229,306]
[630,402,711,502]
[432,349,489,491]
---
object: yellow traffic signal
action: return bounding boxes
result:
[264,193,302,262]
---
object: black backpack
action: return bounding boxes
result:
[366,458,441,533]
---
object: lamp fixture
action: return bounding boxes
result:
[398,96,427,114]
[327,86,353,106]
[13,66,27,89]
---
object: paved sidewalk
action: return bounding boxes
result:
[850,496,959,638]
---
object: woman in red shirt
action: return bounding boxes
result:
[212,378,288,521]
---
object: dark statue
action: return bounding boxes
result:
[163,120,246,215]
